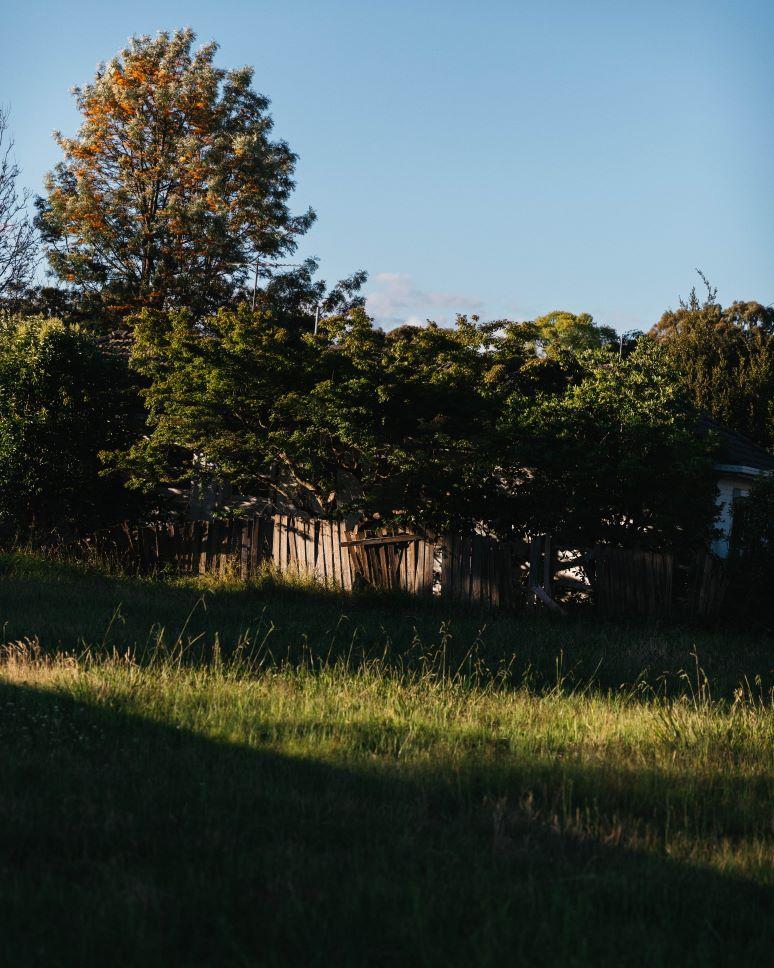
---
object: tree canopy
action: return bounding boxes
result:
[496,339,717,550]
[117,282,501,529]
[527,310,619,356]
[115,288,719,550]
[37,29,314,319]
[651,280,774,452]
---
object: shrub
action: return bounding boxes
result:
[0,315,140,539]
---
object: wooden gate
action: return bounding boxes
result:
[342,529,435,594]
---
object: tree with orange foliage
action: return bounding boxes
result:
[37,29,314,319]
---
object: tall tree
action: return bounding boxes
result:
[651,278,774,452]
[0,108,37,299]
[36,29,314,319]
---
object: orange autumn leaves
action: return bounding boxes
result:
[39,29,313,317]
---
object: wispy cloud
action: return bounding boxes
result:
[365,272,484,329]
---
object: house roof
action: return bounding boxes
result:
[697,415,774,473]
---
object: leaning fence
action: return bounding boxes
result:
[77,515,729,619]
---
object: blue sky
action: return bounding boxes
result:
[2,0,773,330]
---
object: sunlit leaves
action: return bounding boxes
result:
[37,29,314,319]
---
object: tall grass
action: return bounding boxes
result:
[0,551,772,966]
[1,549,771,697]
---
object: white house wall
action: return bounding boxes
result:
[712,474,753,558]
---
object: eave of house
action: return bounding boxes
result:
[712,463,772,479]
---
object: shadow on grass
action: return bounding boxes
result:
[0,680,769,968]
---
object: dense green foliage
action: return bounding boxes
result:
[498,339,717,549]
[121,300,501,528]
[121,297,717,548]
[0,288,728,554]
[524,308,620,356]
[652,285,774,452]
[0,554,771,967]
[0,316,139,536]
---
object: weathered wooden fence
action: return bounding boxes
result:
[527,534,729,619]
[272,515,354,588]
[343,528,435,595]
[81,516,440,595]
[80,518,729,618]
[594,546,674,617]
[83,518,274,579]
[441,532,525,608]
[687,548,730,620]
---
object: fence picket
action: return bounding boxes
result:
[337,524,352,590]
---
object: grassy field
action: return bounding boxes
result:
[0,552,772,967]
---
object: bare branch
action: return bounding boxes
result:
[0,107,38,297]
